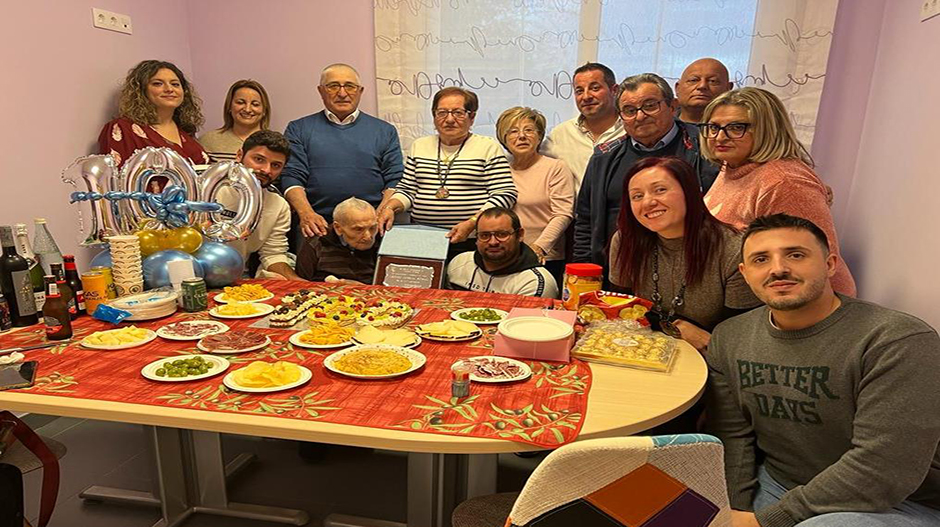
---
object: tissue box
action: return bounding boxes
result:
[492,308,576,362]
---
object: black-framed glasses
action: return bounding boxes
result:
[477,230,517,242]
[620,99,664,119]
[323,82,360,94]
[699,122,751,139]
[434,108,470,120]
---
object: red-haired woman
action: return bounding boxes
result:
[609,156,760,351]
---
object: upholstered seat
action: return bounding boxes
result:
[453,434,731,527]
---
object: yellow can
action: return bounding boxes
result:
[81,271,109,315]
[90,266,117,299]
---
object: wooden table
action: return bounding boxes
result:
[0,303,706,527]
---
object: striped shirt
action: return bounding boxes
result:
[197,129,242,163]
[393,134,517,228]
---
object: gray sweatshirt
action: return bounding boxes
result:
[706,294,940,527]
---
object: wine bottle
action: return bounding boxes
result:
[0,225,39,326]
[13,223,46,311]
[32,218,63,276]
[63,255,86,316]
[42,275,72,340]
[50,263,76,320]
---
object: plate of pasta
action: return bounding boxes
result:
[289,325,355,349]
[214,284,274,303]
[323,344,426,379]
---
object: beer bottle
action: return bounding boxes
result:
[50,263,76,320]
[63,255,86,316]
[42,275,72,340]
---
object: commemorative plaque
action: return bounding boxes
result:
[374,225,450,289]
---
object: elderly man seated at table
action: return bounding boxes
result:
[446,207,558,298]
[295,197,379,284]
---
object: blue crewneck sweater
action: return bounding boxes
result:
[279,111,403,220]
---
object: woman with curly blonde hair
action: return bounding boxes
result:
[97,60,209,177]
[700,87,856,296]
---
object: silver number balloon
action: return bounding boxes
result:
[121,147,200,231]
[196,161,262,242]
[61,154,123,245]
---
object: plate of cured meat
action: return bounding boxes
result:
[156,320,230,341]
[197,330,271,354]
[453,356,532,383]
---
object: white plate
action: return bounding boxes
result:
[324,344,426,379]
[415,328,483,342]
[455,356,533,383]
[289,330,354,350]
[497,316,573,342]
[450,308,509,325]
[351,334,422,349]
[141,354,230,382]
[81,329,157,350]
[156,320,230,341]
[209,303,276,319]
[213,292,275,304]
[197,334,271,354]
[223,364,312,393]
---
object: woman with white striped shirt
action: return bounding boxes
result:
[378,87,517,258]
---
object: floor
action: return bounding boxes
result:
[15,415,542,527]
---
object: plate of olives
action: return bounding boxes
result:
[141,354,230,382]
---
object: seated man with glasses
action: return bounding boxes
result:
[573,72,718,270]
[446,207,558,298]
[279,63,403,252]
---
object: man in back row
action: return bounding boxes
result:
[707,214,940,527]
[675,57,734,123]
[279,63,403,248]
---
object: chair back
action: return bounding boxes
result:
[506,434,730,527]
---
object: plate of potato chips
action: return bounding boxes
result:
[209,302,275,319]
[81,326,157,350]
[415,320,482,342]
[290,325,355,349]
[214,284,274,303]
[223,360,312,392]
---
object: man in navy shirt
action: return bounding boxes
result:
[279,63,403,248]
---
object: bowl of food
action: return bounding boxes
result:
[324,344,426,379]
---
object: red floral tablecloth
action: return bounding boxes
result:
[2,281,591,448]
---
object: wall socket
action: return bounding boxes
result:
[92,8,132,35]
[922,0,940,22]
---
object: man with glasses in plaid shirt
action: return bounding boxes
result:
[446,207,558,298]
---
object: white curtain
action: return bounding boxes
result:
[374,0,838,149]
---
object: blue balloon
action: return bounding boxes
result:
[89,248,112,268]
[192,242,244,288]
[142,250,205,289]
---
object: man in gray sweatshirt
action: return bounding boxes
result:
[706,214,940,527]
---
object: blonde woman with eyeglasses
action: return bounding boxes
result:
[495,106,574,286]
[701,87,856,296]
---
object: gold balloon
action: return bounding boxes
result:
[175,226,203,253]
[157,228,182,251]
[137,229,161,257]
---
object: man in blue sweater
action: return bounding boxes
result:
[279,63,403,248]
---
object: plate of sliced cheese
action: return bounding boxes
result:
[352,326,421,348]
[415,320,482,342]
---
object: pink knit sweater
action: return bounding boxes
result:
[703,159,856,296]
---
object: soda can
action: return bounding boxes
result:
[81,271,108,316]
[90,266,117,299]
[182,277,208,312]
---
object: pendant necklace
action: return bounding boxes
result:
[651,246,687,339]
[436,134,470,199]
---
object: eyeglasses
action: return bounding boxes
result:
[323,82,360,94]
[434,108,470,120]
[506,127,539,139]
[620,99,664,119]
[477,230,517,242]
[699,122,751,139]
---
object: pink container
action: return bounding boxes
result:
[492,308,576,362]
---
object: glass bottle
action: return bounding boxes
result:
[13,223,46,311]
[42,275,72,340]
[0,225,39,326]
[63,255,86,316]
[32,218,63,276]
[50,263,76,320]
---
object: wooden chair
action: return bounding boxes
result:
[453,434,731,527]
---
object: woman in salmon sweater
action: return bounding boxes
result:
[700,87,856,296]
